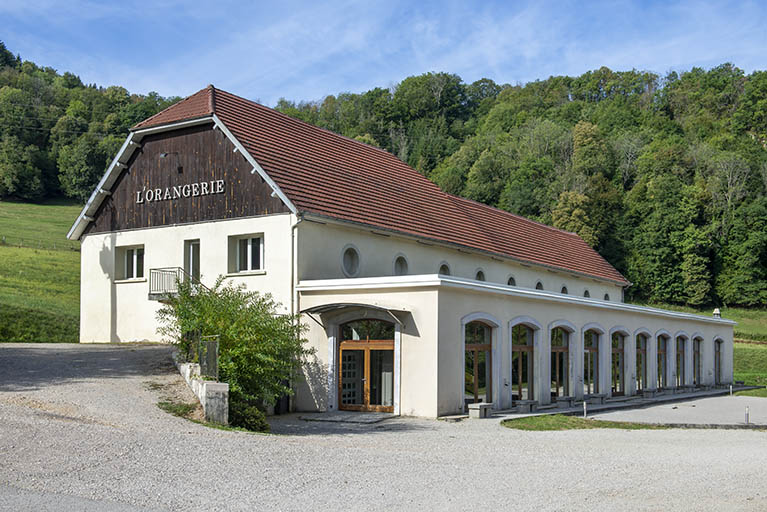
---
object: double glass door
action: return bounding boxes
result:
[338,320,395,413]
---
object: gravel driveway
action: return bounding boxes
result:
[1,343,766,511]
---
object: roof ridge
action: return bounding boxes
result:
[215,89,404,161]
[131,87,214,131]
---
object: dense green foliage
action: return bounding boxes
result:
[156,277,311,431]
[277,66,767,307]
[0,41,177,202]
[733,342,767,391]
[0,200,81,342]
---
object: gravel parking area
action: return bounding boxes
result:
[592,395,767,426]
[1,343,766,511]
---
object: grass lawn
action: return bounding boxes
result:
[648,303,767,342]
[734,342,767,396]
[502,414,670,431]
[0,200,82,342]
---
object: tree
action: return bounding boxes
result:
[57,133,121,201]
[551,191,597,246]
[157,277,312,431]
[0,135,45,200]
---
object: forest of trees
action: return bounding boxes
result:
[1,41,766,308]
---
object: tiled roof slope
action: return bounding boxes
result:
[132,87,629,285]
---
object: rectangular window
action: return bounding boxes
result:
[118,246,144,280]
[230,235,263,273]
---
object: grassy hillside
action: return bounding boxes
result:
[0,200,81,342]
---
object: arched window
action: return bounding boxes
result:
[675,336,686,387]
[507,276,516,286]
[604,293,610,301]
[342,245,360,277]
[584,329,600,394]
[465,321,492,406]
[636,334,648,392]
[583,290,590,298]
[561,286,568,294]
[394,255,408,276]
[511,324,535,402]
[714,339,723,385]
[611,332,626,396]
[438,263,450,275]
[550,327,569,398]
[535,281,543,290]
[657,335,668,388]
[693,337,703,386]
[475,270,486,281]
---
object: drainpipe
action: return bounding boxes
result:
[290,213,303,316]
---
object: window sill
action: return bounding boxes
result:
[115,278,147,284]
[225,270,266,277]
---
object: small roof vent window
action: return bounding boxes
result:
[475,270,486,281]
[342,246,360,277]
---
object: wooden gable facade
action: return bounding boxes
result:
[85,123,290,235]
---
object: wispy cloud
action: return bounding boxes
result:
[2,0,766,105]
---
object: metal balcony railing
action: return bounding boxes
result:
[148,267,208,301]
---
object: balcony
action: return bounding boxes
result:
[148,267,205,301]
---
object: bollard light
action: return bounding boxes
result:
[730,384,733,396]
[583,401,587,419]
[746,406,750,425]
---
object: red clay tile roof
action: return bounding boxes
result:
[132,87,629,285]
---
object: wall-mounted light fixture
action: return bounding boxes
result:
[159,152,183,174]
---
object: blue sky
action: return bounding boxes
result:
[2,1,766,106]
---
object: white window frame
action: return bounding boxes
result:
[117,245,144,281]
[235,236,264,273]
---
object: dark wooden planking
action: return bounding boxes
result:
[86,123,290,235]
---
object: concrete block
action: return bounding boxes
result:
[203,381,229,425]
[514,400,537,413]
[556,396,575,408]
[468,402,492,419]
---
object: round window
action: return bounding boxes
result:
[394,255,408,276]
[342,246,360,277]
[438,263,451,276]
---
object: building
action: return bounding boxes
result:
[68,86,735,418]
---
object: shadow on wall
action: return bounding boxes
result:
[299,352,328,411]
[97,234,118,342]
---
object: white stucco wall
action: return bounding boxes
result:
[79,213,295,342]
[296,275,735,418]
[297,219,625,302]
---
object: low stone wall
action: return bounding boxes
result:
[174,356,229,425]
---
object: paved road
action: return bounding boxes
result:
[1,343,767,511]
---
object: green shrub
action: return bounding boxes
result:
[156,276,312,415]
[229,396,270,433]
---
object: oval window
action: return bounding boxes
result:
[475,270,486,281]
[394,255,408,276]
[438,263,450,275]
[342,246,360,277]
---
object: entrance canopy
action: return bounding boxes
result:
[300,303,408,327]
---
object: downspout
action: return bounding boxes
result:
[290,213,303,316]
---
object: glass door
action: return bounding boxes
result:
[338,320,395,413]
[184,239,200,280]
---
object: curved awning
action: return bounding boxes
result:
[300,303,408,327]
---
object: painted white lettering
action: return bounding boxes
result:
[173,186,181,199]
[164,188,171,200]
[145,189,154,202]
[182,184,191,197]
[216,180,225,193]
[136,190,144,204]
[192,183,200,196]
[155,188,162,201]
[201,181,209,195]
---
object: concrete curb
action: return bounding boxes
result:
[171,350,229,425]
